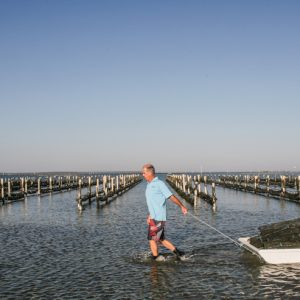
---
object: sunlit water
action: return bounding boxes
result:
[1,179,300,299]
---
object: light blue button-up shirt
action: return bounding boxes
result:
[146,177,173,221]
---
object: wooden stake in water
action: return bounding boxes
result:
[21,177,24,193]
[7,179,12,198]
[266,175,270,195]
[25,178,28,194]
[281,175,286,196]
[37,178,41,195]
[96,178,99,198]
[212,182,216,201]
[1,178,4,200]
[88,176,92,195]
[116,176,119,192]
[254,176,258,192]
[194,188,198,207]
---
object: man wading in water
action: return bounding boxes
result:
[142,164,188,261]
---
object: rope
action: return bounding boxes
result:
[187,212,262,259]
[187,212,241,247]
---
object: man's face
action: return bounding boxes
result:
[142,168,153,182]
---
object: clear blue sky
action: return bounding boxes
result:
[0,0,299,172]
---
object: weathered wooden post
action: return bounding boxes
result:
[197,181,202,194]
[281,175,286,197]
[78,178,82,199]
[96,178,99,198]
[194,187,198,207]
[103,175,108,196]
[49,177,53,191]
[87,176,91,204]
[8,179,11,198]
[212,182,217,201]
[1,178,4,202]
[204,176,208,195]
[20,177,24,193]
[88,176,92,195]
[116,176,119,193]
[266,175,270,195]
[254,176,258,193]
[111,177,115,194]
[297,176,300,199]
[243,175,247,190]
[182,174,186,193]
[37,177,41,195]
[25,178,28,194]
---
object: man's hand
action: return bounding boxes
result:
[181,206,188,215]
[170,195,188,215]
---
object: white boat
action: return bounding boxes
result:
[238,237,300,264]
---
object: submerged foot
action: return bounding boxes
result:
[152,254,166,262]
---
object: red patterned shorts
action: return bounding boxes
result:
[147,219,166,241]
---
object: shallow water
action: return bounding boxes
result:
[1,178,300,299]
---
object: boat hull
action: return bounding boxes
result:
[239,237,300,264]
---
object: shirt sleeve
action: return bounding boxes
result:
[158,181,173,199]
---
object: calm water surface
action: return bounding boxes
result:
[1,178,300,299]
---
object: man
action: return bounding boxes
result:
[142,163,188,261]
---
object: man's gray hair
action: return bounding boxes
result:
[143,163,155,175]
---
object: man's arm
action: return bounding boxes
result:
[169,195,188,215]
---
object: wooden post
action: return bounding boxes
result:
[266,175,270,195]
[78,178,82,199]
[1,178,4,200]
[8,179,11,197]
[281,175,286,196]
[49,177,53,191]
[197,182,201,194]
[20,177,24,193]
[37,177,41,195]
[194,188,198,206]
[212,182,217,201]
[111,177,114,193]
[116,176,119,192]
[254,176,258,193]
[96,178,99,198]
[88,176,92,195]
[298,176,300,199]
[25,178,28,194]
[182,175,186,193]
[103,176,108,196]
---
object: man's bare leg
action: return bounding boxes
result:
[149,240,159,256]
[160,239,176,251]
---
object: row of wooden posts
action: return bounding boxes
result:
[166,174,217,208]
[204,174,300,202]
[0,175,138,205]
[77,174,142,211]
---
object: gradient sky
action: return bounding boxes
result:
[0,0,299,172]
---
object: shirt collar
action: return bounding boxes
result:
[148,176,158,184]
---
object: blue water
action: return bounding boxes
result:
[1,178,300,299]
